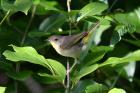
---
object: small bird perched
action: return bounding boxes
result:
[48,32,88,59]
[48,21,100,59]
[48,22,100,72]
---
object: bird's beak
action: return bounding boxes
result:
[45,38,50,42]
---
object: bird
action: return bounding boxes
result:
[47,21,100,59]
[48,31,88,59]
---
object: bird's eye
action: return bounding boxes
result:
[54,38,58,41]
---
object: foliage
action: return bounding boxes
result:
[0,0,140,93]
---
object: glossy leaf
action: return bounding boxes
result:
[79,20,100,62]
[85,82,107,93]
[110,24,136,46]
[100,50,140,67]
[28,31,51,38]
[77,2,108,21]
[92,19,111,44]
[39,13,67,32]
[37,73,63,84]
[33,0,40,5]
[3,45,66,83]
[112,9,140,32]
[108,88,126,93]
[72,80,107,93]
[124,62,136,82]
[82,46,113,66]
[1,0,32,15]
[0,87,6,93]
[110,31,121,46]
[73,64,99,82]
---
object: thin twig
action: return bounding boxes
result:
[107,0,118,13]
[0,10,10,26]
[65,0,72,93]
[66,61,70,93]
[129,33,138,40]
[67,0,71,13]
[21,5,37,46]
[110,69,123,89]
[69,59,78,73]
[67,0,72,35]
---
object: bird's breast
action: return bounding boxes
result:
[51,42,82,58]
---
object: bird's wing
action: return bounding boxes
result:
[60,32,88,49]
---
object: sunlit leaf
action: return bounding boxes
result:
[77,2,108,21]
[85,82,107,93]
[1,0,32,15]
[33,0,40,5]
[92,19,111,44]
[124,62,136,82]
[100,50,140,67]
[0,87,6,93]
[72,64,99,83]
[108,88,126,93]
[39,13,67,32]
[82,46,113,66]
[3,45,66,83]
[112,9,140,33]
[72,80,107,93]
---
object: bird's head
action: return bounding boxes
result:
[48,35,63,48]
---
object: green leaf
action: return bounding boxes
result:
[28,31,51,37]
[77,2,108,21]
[112,9,140,33]
[100,50,140,67]
[72,80,107,93]
[116,24,136,36]
[110,31,121,46]
[37,73,63,84]
[1,0,32,15]
[111,23,137,46]
[79,21,99,62]
[69,10,79,23]
[124,62,136,82]
[82,46,113,66]
[39,1,59,11]
[0,87,6,93]
[45,59,66,81]
[79,18,110,62]
[92,19,111,44]
[33,0,40,5]
[39,13,67,32]
[4,83,16,93]
[108,88,126,93]
[85,82,107,93]
[3,45,66,83]
[73,64,99,82]
[34,0,60,15]
[110,24,136,46]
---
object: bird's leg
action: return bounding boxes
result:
[69,58,78,73]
